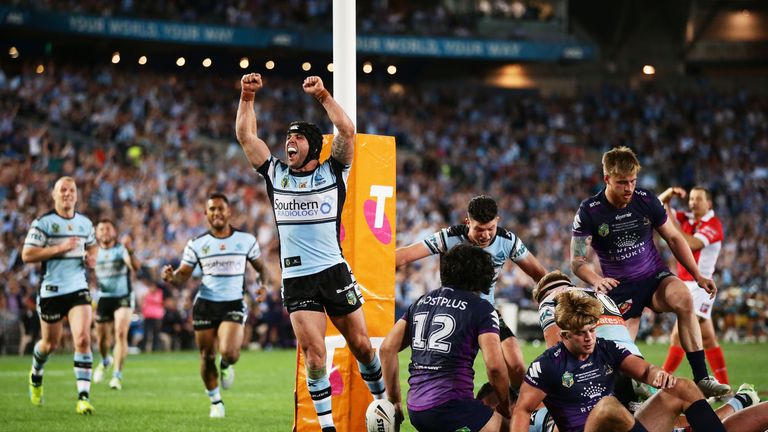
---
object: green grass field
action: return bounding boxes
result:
[1,342,766,431]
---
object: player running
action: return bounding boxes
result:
[162,193,272,418]
[92,219,140,390]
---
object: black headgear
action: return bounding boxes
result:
[288,121,323,168]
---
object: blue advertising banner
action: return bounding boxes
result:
[0,6,595,61]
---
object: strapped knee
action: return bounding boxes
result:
[306,365,327,380]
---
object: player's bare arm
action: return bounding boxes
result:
[302,76,355,165]
[478,332,511,418]
[249,257,274,301]
[394,242,431,267]
[85,244,98,269]
[161,263,194,286]
[619,354,677,389]
[22,236,79,263]
[656,220,717,296]
[658,186,686,204]
[516,254,547,282]
[570,236,619,293]
[511,383,547,432]
[235,73,271,168]
[380,319,409,425]
[121,235,141,272]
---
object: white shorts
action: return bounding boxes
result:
[685,281,715,319]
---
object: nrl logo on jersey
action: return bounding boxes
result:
[562,371,574,388]
[202,245,210,255]
[52,223,60,233]
[598,223,610,237]
[281,176,289,188]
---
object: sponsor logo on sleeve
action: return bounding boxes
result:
[528,361,542,379]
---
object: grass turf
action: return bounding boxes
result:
[1,342,765,431]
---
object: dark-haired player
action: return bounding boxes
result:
[92,219,140,390]
[235,74,385,431]
[163,193,271,418]
[382,244,510,432]
[396,194,546,388]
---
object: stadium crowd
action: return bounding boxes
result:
[11,0,558,38]
[0,61,766,355]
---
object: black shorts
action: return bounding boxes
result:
[37,289,92,323]
[282,262,363,317]
[497,309,516,341]
[608,270,673,319]
[408,398,494,432]
[192,298,247,331]
[96,295,132,323]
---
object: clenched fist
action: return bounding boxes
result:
[241,73,262,101]
[161,265,175,284]
[302,76,328,102]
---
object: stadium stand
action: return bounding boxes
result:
[0,60,766,353]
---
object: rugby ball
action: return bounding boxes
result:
[365,399,397,432]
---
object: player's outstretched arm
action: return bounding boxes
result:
[516,254,547,283]
[479,333,511,418]
[235,73,271,168]
[302,76,355,165]
[510,382,546,432]
[380,319,409,425]
[394,242,431,267]
[619,354,677,389]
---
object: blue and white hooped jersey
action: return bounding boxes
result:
[23,210,96,298]
[181,229,261,301]
[256,155,349,279]
[422,224,530,305]
[95,244,132,298]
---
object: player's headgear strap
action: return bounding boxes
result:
[535,279,574,304]
[288,121,323,168]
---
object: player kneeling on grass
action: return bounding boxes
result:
[512,290,727,432]
[381,244,511,432]
[162,193,272,418]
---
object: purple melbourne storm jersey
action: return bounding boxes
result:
[524,338,632,432]
[402,286,500,412]
[571,188,668,282]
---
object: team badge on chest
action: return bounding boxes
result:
[562,371,574,388]
[598,223,610,237]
